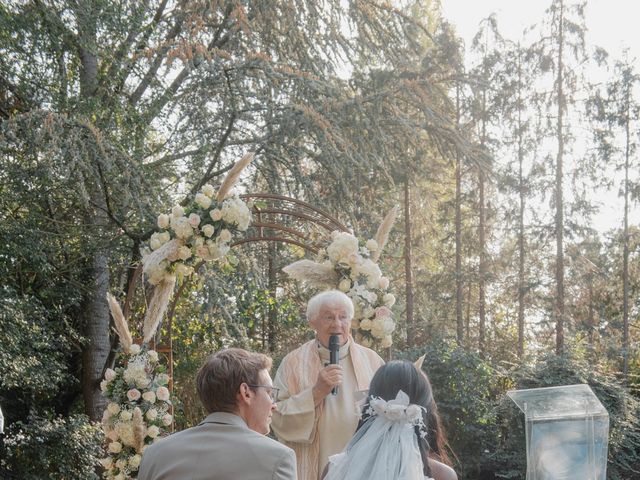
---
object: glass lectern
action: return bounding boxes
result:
[507,384,609,480]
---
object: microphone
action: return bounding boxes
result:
[329,334,340,396]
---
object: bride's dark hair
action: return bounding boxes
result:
[358,361,452,477]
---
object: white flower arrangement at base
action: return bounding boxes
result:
[100,295,173,479]
[283,207,398,348]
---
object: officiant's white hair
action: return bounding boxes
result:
[306,290,354,322]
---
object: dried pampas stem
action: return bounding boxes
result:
[106,293,133,353]
[142,239,181,277]
[372,206,399,262]
[216,152,255,202]
[414,353,426,372]
[142,275,176,344]
[282,260,339,287]
[132,407,145,453]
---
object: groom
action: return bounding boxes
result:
[138,348,296,480]
[271,290,384,479]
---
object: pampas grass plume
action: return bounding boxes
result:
[372,206,398,262]
[216,152,255,202]
[106,293,133,353]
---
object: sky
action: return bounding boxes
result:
[440,0,640,234]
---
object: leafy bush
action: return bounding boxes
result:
[0,413,103,479]
[401,341,501,479]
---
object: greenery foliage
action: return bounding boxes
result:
[0,414,103,479]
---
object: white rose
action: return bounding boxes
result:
[156,386,170,401]
[201,184,215,197]
[381,335,393,348]
[195,193,212,209]
[188,213,201,227]
[147,425,160,438]
[171,205,184,218]
[120,410,132,421]
[366,239,379,252]
[379,276,390,290]
[147,350,159,363]
[115,458,127,470]
[383,293,396,307]
[338,279,351,292]
[143,391,156,403]
[202,224,215,237]
[219,229,232,242]
[209,209,222,221]
[129,454,142,470]
[146,408,158,421]
[105,368,117,382]
[129,344,141,354]
[99,457,113,469]
[363,306,375,319]
[156,373,170,385]
[162,413,173,426]
[157,214,170,229]
[100,380,108,392]
[360,319,373,331]
[108,441,122,453]
[107,402,120,415]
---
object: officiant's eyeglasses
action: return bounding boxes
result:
[248,385,280,402]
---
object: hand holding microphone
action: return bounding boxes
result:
[312,334,343,404]
[329,334,340,396]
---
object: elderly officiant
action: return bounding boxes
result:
[271,290,384,480]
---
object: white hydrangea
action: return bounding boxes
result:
[327,232,359,263]
[220,196,251,231]
[170,216,193,240]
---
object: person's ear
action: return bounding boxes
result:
[238,383,252,404]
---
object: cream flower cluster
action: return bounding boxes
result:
[322,231,396,348]
[144,187,252,285]
[100,346,173,479]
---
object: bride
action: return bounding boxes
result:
[322,360,457,480]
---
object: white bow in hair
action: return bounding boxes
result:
[367,390,428,438]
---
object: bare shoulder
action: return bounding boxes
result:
[428,458,458,480]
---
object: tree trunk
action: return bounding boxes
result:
[622,80,631,380]
[517,46,526,358]
[478,168,486,356]
[404,178,415,347]
[455,83,464,345]
[81,215,112,421]
[74,4,113,421]
[554,0,566,355]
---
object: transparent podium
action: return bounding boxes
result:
[507,384,609,480]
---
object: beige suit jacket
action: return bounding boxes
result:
[138,412,297,480]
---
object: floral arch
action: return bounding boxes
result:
[99,153,397,479]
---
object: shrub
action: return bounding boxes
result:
[1,413,103,479]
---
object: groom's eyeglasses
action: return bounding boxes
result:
[247,385,280,402]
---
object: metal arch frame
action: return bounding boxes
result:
[232,193,351,253]
[153,194,349,407]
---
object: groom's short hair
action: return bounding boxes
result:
[196,348,272,414]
